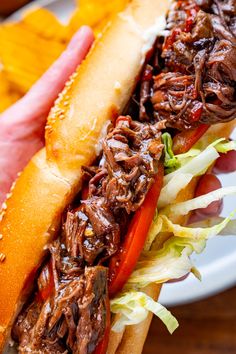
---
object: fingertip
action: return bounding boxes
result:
[79,25,95,41]
[68,26,94,50]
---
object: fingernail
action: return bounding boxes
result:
[67,26,92,50]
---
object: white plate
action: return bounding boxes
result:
[8,0,236,307]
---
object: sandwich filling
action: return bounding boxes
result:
[13,1,236,353]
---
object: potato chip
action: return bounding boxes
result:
[22,7,69,41]
[0,22,66,92]
[0,0,129,111]
[69,0,128,34]
[0,70,21,112]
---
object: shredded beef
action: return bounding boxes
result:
[152,72,203,130]
[14,260,108,354]
[192,10,213,39]
[14,116,163,352]
[49,117,163,267]
[99,117,164,211]
[212,0,236,39]
[207,39,236,82]
[139,65,154,121]
[149,0,236,130]
[196,0,213,10]
[83,199,119,264]
[79,117,164,263]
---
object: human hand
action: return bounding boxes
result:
[189,151,236,224]
[170,152,236,283]
[0,26,94,205]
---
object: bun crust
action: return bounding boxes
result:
[45,0,170,178]
[108,284,161,354]
[0,0,170,351]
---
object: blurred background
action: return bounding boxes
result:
[0,1,31,16]
[0,1,236,353]
[145,287,236,354]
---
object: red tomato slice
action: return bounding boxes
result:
[108,164,164,297]
[93,295,111,354]
[172,124,209,155]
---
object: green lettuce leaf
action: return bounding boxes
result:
[111,291,179,334]
[159,138,236,209]
[128,211,235,288]
[211,138,236,153]
[188,217,236,236]
[164,145,219,185]
[156,213,236,240]
[162,187,236,218]
[162,132,180,173]
[128,236,204,287]
[174,138,236,167]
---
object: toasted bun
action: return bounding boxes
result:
[0,0,171,351]
[107,119,235,354]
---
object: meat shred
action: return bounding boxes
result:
[149,0,236,130]
[14,261,108,354]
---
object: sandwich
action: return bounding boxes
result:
[0,0,235,353]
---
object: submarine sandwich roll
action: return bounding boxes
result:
[0,0,236,353]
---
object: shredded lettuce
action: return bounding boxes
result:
[161,144,219,208]
[162,187,236,218]
[159,138,236,209]
[216,140,236,153]
[128,237,204,287]
[193,128,224,150]
[164,146,219,185]
[211,138,236,153]
[174,138,236,168]
[156,213,236,240]
[175,148,200,165]
[111,291,179,334]
[189,217,236,236]
[144,211,162,251]
[158,173,193,208]
[162,132,180,173]
[128,212,235,288]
